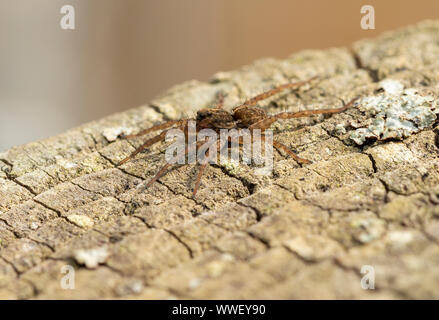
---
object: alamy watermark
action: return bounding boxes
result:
[360,265,375,290]
[60,264,75,290]
[360,5,375,30]
[60,5,75,30]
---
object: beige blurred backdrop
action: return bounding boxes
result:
[0,0,438,151]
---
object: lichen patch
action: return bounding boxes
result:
[74,246,109,269]
[102,127,133,142]
[349,79,438,145]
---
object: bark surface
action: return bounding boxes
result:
[1,21,439,299]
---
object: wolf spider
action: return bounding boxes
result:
[118,76,358,196]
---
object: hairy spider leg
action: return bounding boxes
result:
[272,140,311,164]
[193,139,228,197]
[233,76,318,113]
[193,139,211,197]
[122,119,184,139]
[144,139,205,189]
[242,131,311,165]
[193,161,208,197]
[118,120,188,166]
[249,97,359,130]
[192,150,211,197]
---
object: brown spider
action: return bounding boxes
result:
[117,76,358,196]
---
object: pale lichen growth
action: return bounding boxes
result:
[102,127,133,142]
[57,158,77,169]
[335,123,347,135]
[74,246,109,269]
[350,79,438,145]
[220,160,241,176]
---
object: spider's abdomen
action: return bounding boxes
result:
[196,109,236,130]
[232,106,267,128]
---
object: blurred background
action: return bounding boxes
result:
[0,0,438,151]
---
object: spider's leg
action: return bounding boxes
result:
[193,137,230,196]
[249,96,359,130]
[118,131,168,165]
[193,139,222,196]
[273,140,311,165]
[144,162,172,189]
[118,120,188,166]
[122,120,184,139]
[145,140,201,189]
[193,156,209,197]
[273,96,359,121]
[233,76,318,112]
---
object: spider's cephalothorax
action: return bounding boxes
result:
[118,76,358,196]
[196,108,235,130]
